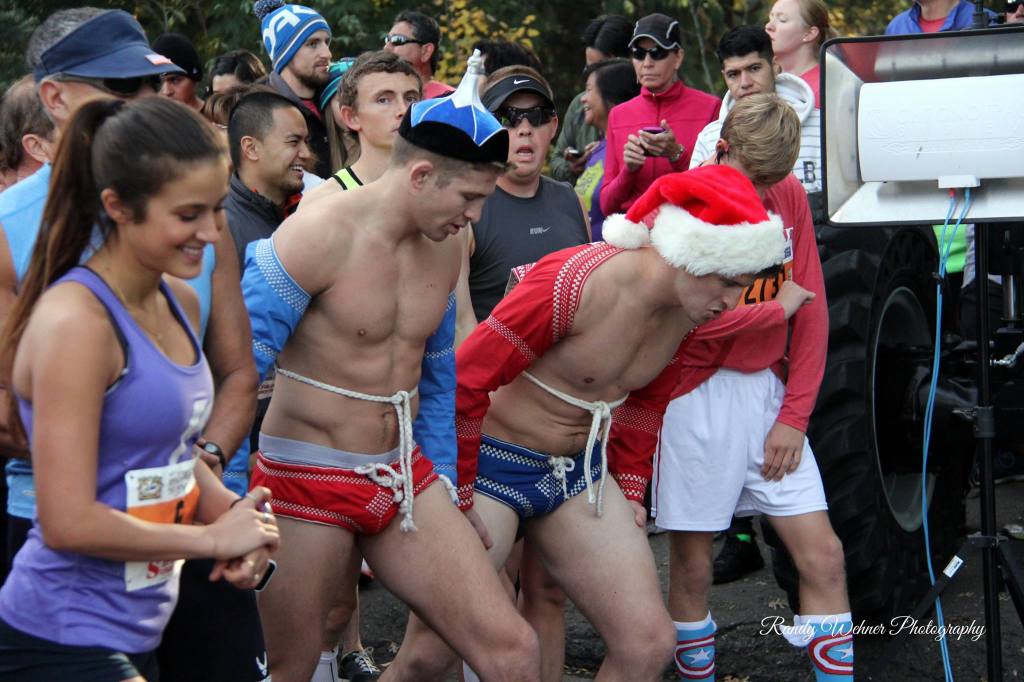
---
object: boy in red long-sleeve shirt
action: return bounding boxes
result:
[607,93,852,681]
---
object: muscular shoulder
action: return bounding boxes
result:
[276,190,353,251]
[296,179,340,213]
[541,243,624,333]
[270,190,359,295]
[561,247,639,332]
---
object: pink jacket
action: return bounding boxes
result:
[600,81,720,216]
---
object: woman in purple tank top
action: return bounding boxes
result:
[0,97,280,682]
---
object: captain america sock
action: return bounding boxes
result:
[673,612,716,680]
[802,613,854,680]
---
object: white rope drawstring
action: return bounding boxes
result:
[549,456,576,500]
[354,462,415,530]
[436,474,459,505]
[277,368,420,531]
[521,372,626,516]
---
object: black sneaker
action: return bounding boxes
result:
[340,648,381,682]
[712,533,764,584]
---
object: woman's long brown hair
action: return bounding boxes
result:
[0,96,224,443]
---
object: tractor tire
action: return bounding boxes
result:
[763,226,973,622]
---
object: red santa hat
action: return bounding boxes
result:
[602,165,786,277]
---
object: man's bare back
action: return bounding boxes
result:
[261,183,462,455]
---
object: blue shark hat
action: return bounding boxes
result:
[397,50,508,164]
[254,0,331,74]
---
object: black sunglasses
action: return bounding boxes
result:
[384,34,426,47]
[496,105,556,128]
[57,73,161,97]
[630,46,676,61]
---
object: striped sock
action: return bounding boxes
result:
[673,612,716,680]
[803,613,854,680]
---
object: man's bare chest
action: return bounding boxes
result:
[539,308,691,397]
[306,245,454,344]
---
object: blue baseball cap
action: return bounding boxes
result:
[33,10,185,82]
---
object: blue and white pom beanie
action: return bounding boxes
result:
[254,0,331,74]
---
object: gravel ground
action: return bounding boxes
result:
[357,481,1024,681]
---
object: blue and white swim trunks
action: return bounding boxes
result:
[474,434,603,520]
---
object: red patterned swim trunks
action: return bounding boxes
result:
[251,447,438,535]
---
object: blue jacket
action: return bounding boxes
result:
[886,1,997,34]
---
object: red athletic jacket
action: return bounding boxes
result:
[600,81,721,216]
[606,174,828,501]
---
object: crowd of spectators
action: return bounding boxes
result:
[0,1,1020,681]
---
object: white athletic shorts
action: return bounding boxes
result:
[652,368,828,531]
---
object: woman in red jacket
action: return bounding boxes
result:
[599,13,721,216]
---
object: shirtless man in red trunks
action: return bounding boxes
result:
[241,59,542,682]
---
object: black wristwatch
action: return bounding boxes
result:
[201,441,226,469]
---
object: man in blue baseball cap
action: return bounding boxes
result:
[28,9,183,129]
[254,0,333,177]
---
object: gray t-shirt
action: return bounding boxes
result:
[469,176,590,321]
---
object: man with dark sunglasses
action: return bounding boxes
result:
[466,66,591,324]
[383,10,454,99]
[600,13,721,217]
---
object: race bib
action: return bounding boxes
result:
[739,227,794,306]
[124,457,199,591]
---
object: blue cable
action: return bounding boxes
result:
[922,188,972,682]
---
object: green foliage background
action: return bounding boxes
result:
[0,0,907,111]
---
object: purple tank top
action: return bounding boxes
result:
[0,266,213,653]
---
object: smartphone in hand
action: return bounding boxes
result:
[639,126,665,155]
